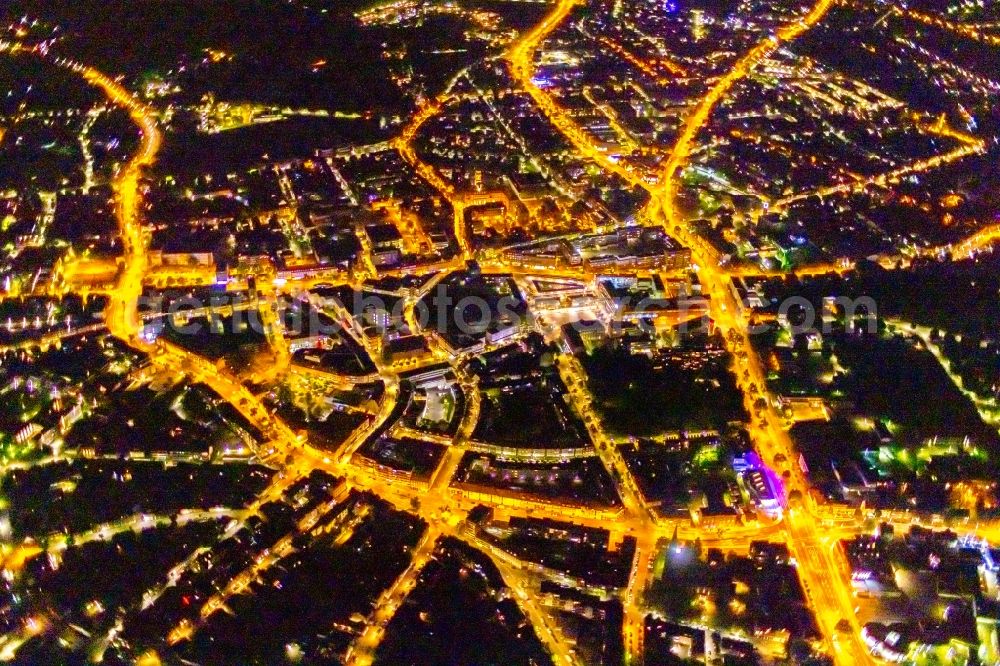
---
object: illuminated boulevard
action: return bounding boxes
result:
[506,0,874,662]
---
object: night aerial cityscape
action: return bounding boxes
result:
[0,0,999,664]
